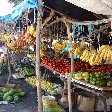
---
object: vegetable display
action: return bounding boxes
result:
[0,87,25,103]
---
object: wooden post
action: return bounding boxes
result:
[36,0,43,112]
[6,48,12,84]
[1,23,12,85]
[65,21,74,112]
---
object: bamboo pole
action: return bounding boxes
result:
[36,0,43,112]
[65,21,74,112]
[1,22,12,85]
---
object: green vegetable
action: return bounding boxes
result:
[19,92,25,97]
[8,89,16,96]
[6,96,14,103]
[2,88,10,93]
[0,92,4,96]
[14,96,21,102]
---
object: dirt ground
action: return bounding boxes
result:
[0,75,38,112]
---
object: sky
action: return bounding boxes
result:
[0,0,14,16]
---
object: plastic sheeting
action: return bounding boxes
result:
[0,0,38,22]
[65,0,112,16]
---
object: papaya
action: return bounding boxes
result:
[0,87,4,91]
[6,96,14,103]
[3,92,10,100]
[8,89,16,96]
[14,96,21,102]
[2,88,10,93]
[19,92,26,97]
[13,93,20,97]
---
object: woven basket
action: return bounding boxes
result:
[77,93,95,112]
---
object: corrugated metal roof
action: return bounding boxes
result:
[65,0,112,16]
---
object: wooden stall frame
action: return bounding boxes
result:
[36,0,43,112]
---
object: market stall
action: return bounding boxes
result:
[0,0,112,112]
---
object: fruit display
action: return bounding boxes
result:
[20,25,36,45]
[3,34,14,43]
[25,76,60,94]
[0,87,25,103]
[25,76,37,87]
[15,40,28,47]
[41,57,71,75]
[27,24,36,37]
[53,40,67,52]
[99,45,112,64]
[47,85,61,95]
[27,53,36,61]
[40,44,48,57]
[74,42,87,57]
[74,44,112,66]
[7,41,24,54]
[16,67,35,76]
[41,57,112,74]
[71,72,110,86]
[69,42,77,54]
[43,96,64,112]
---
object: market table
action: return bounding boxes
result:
[71,79,112,112]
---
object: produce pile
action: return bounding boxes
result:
[7,25,36,54]
[67,72,112,86]
[43,96,64,112]
[0,87,25,103]
[25,76,61,95]
[53,40,67,52]
[73,43,112,66]
[41,57,112,74]
[27,53,36,62]
[15,67,35,76]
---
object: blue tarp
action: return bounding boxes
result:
[0,0,38,22]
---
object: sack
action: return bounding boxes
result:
[77,94,95,112]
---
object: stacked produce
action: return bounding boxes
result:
[25,76,36,87]
[40,44,48,57]
[43,96,64,112]
[53,40,67,52]
[41,57,112,74]
[7,41,24,54]
[20,25,36,45]
[70,72,112,86]
[74,42,87,57]
[16,67,35,76]
[99,45,112,64]
[74,44,112,66]
[0,87,25,103]
[15,40,28,47]
[25,76,60,95]
[27,53,36,61]
[7,25,36,54]
[4,34,14,43]
[27,24,36,37]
